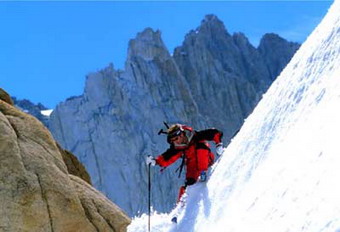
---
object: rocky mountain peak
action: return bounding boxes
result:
[127,27,170,62]
[258,33,300,80]
[259,33,301,52]
[204,14,219,22]
[259,33,293,48]
[198,14,230,37]
[135,27,162,42]
[181,14,230,45]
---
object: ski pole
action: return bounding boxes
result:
[148,163,151,232]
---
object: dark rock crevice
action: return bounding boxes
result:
[36,173,55,232]
[92,199,117,232]
[78,197,100,232]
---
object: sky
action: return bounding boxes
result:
[128,0,340,230]
[0,1,333,108]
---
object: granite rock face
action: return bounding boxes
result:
[0,88,14,105]
[49,15,300,216]
[0,89,130,232]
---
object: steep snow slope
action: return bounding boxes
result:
[128,0,340,231]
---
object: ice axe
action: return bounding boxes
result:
[158,121,170,135]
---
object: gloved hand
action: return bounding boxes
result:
[216,143,224,156]
[199,171,207,182]
[146,155,156,166]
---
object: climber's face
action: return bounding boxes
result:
[170,132,188,145]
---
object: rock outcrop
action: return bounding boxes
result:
[0,87,14,105]
[0,89,130,232]
[49,15,300,217]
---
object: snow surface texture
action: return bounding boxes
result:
[128,1,340,231]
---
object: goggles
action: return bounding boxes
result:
[167,128,182,139]
[167,125,184,144]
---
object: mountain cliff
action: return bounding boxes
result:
[49,15,300,217]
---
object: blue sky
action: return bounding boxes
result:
[0,1,333,108]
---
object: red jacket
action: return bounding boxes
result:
[155,126,223,172]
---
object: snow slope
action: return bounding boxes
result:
[128,0,340,231]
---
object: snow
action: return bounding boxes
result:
[41,109,53,117]
[128,0,340,231]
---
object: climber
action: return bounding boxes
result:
[146,123,224,202]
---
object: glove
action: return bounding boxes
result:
[146,155,156,166]
[216,143,224,156]
[199,171,207,182]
